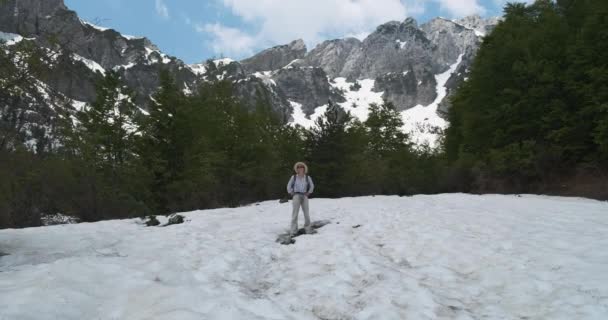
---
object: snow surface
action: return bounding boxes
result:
[401,54,463,149]
[1,194,607,319]
[395,39,407,49]
[71,53,106,76]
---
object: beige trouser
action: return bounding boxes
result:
[291,194,311,235]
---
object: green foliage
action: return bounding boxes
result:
[445,0,608,191]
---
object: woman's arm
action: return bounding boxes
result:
[286,176,295,195]
[307,176,315,194]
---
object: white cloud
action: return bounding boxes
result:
[155,0,170,19]
[198,23,256,58]
[432,0,486,17]
[403,0,429,16]
[207,0,408,58]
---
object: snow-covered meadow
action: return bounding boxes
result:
[1,194,607,319]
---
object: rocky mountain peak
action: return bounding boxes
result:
[288,39,306,52]
[240,39,308,73]
[455,14,502,35]
[374,19,417,36]
[403,17,418,28]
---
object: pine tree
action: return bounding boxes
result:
[76,71,139,168]
[364,101,409,155]
[72,71,149,220]
[445,0,608,194]
[306,101,354,197]
[139,70,186,212]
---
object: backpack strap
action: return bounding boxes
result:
[291,174,311,193]
[306,175,311,193]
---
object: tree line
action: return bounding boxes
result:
[1,64,448,228]
[445,0,608,196]
[2,0,607,228]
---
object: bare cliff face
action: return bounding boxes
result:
[240,39,307,74]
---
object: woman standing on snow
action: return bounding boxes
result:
[286,162,315,236]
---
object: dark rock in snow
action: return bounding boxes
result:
[272,66,345,115]
[276,220,331,245]
[145,216,160,227]
[165,214,185,226]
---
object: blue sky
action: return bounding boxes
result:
[64,0,520,64]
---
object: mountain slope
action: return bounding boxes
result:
[236,16,498,147]
[0,0,498,149]
[1,194,607,319]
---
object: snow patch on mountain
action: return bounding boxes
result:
[252,71,276,86]
[289,78,384,128]
[34,81,55,109]
[188,63,207,76]
[290,101,329,129]
[144,47,171,64]
[290,101,315,128]
[79,18,109,32]
[283,59,303,69]
[402,54,463,149]
[70,99,87,112]
[112,62,137,71]
[213,58,234,67]
[331,78,384,123]
[71,53,106,75]
[395,39,408,49]
[0,31,24,45]
[122,34,143,40]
